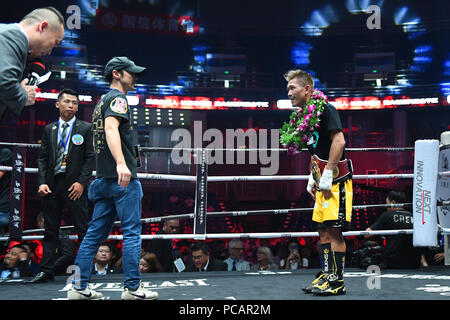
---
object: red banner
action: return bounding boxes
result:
[95,9,199,36]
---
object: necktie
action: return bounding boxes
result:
[232,260,237,271]
[55,122,69,174]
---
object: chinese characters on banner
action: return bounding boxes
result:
[96,9,199,36]
[9,147,25,241]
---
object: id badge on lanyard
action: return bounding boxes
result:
[59,120,74,170]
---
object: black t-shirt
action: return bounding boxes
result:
[0,148,12,212]
[307,103,345,160]
[92,89,137,179]
[370,210,421,268]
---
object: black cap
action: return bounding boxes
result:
[104,56,147,77]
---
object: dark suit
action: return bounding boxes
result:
[37,118,94,276]
[91,263,122,275]
[0,23,29,122]
[185,258,228,272]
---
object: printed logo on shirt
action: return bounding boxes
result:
[307,131,319,148]
[110,97,128,114]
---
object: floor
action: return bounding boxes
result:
[1,266,449,301]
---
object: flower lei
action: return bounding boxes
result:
[280,89,328,155]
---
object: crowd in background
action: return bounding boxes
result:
[0,189,446,280]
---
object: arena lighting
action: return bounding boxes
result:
[126,96,139,106]
[346,0,384,14]
[145,97,269,109]
[444,59,450,76]
[34,91,141,105]
[276,96,441,110]
[300,4,339,37]
[291,41,312,66]
[298,2,429,88]
[35,91,92,102]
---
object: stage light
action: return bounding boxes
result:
[345,0,359,14]
[394,6,408,25]
[414,45,432,54]
[413,56,432,63]
[291,41,312,66]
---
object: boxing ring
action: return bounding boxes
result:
[0,139,449,300]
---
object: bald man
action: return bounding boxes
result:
[0,7,65,122]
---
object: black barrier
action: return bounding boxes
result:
[193,149,208,239]
[9,146,25,241]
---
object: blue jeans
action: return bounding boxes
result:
[73,178,143,290]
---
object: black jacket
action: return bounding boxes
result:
[37,119,94,189]
[185,258,228,272]
[0,260,34,279]
[91,263,122,275]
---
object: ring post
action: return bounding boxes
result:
[438,131,450,265]
[193,149,208,240]
[9,145,26,241]
[413,140,439,247]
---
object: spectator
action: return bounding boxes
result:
[184,242,227,272]
[223,239,250,271]
[274,241,289,268]
[167,194,182,213]
[181,196,194,213]
[421,236,446,267]
[92,242,122,275]
[0,148,12,234]
[21,242,39,275]
[251,246,279,271]
[281,239,303,270]
[139,252,163,273]
[365,190,422,269]
[211,240,228,261]
[0,244,34,279]
[146,219,181,272]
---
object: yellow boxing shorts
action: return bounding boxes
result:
[312,179,353,229]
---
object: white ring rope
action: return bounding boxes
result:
[0,142,415,153]
[15,203,412,235]
[0,229,414,241]
[9,228,450,242]
[0,166,414,182]
[439,170,450,177]
[5,227,449,242]
[1,141,443,245]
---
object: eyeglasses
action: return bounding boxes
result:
[232,247,244,251]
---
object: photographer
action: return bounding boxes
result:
[364,190,422,269]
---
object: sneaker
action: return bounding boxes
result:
[302,271,328,294]
[121,282,159,300]
[67,286,104,300]
[313,274,346,296]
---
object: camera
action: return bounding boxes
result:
[351,242,384,269]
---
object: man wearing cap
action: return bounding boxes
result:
[68,57,158,300]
